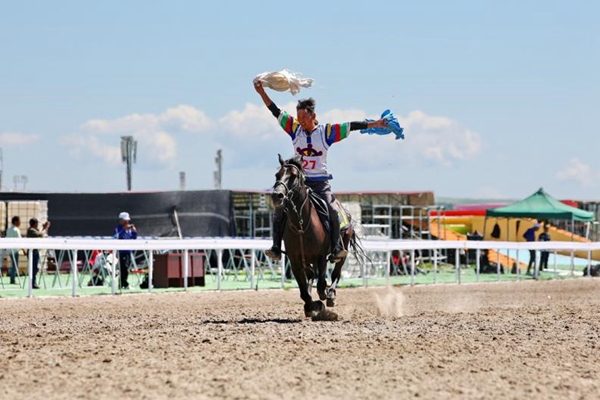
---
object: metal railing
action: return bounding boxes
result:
[1,237,599,297]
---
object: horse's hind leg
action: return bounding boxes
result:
[327,229,352,307]
[327,259,344,307]
[316,256,328,301]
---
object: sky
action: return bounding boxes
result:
[0,0,598,200]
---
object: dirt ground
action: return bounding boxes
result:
[1,279,600,400]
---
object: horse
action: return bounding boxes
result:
[272,154,363,317]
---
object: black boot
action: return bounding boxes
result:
[327,204,347,263]
[265,208,286,261]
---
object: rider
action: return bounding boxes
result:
[254,81,387,263]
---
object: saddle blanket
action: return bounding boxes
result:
[308,190,351,233]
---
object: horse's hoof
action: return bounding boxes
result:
[326,298,335,307]
[304,310,313,318]
[318,290,327,301]
[312,300,325,312]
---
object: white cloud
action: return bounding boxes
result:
[64,103,481,173]
[0,132,41,146]
[333,109,482,172]
[401,110,482,165]
[216,105,481,170]
[557,158,599,188]
[65,105,214,167]
[60,135,121,165]
[218,102,296,140]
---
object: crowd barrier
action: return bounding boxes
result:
[1,237,599,298]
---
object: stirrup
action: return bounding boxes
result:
[328,247,348,263]
[265,247,282,261]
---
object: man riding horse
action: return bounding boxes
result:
[254,81,388,263]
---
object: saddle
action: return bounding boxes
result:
[307,189,351,235]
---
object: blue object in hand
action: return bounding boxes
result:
[360,110,404,140]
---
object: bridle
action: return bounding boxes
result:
[274,164,302,200]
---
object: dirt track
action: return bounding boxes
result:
[1,279,600,400]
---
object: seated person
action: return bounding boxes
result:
[478,249,502,274]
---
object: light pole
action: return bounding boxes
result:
[0,148,3,191]
[214,149,222,189]
[179,171,186,191]
[13,175,28,191]
[120,136,137,191]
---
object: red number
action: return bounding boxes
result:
[302,160,316,170]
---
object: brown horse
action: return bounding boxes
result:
[272,155,361,317]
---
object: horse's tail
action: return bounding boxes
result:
[348,228,372,268]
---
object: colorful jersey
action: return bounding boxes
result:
[277,111,350,181]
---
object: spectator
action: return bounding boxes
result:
[478,249,502,274]
[6,216,26,285]
[27,218,51,289]
[523,222,541,276]
[113,212,137,290]
[538,225,551,271]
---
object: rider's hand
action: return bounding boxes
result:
[373,118,388,128]
[254,80,265,94]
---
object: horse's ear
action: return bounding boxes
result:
[278,154,285,166]
[300,154,304,166]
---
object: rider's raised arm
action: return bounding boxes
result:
[254,80,298,138]
[325,119,388,146]
[254,81,276,109]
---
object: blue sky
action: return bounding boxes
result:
[0,0,598,200]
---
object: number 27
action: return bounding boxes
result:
[302,160,316,169]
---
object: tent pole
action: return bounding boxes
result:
[571,216,574,242]
[483,216,488,240]
[585,222,590,240]
[506,217,510,271]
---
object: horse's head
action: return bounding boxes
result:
[272,154,305,208]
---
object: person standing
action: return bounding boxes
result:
[113,212,137,290]
[6,216,26,285]
[27,218,51,289]
[538,225,551,271]
[523,222,541,276]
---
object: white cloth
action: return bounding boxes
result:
[254,69,314,95]
[5,225,21,256]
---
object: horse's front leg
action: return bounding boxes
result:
[293,261,324,318]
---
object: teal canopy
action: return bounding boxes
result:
[486,188,594,222]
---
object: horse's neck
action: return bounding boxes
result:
[288,187,311,225]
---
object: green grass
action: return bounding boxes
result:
[0,262,594,298]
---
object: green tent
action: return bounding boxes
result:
[486,188,594,222]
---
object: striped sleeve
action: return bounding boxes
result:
[325,122,351,146]
[277,111,299,140]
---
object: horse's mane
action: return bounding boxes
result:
[285,156,304,171]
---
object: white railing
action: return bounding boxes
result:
[1,238,599,298]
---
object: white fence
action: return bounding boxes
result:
[1,238,599,298]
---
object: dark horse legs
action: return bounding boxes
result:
[326,227,352,307]
[316,256,328,301]
[295,265,325,318]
